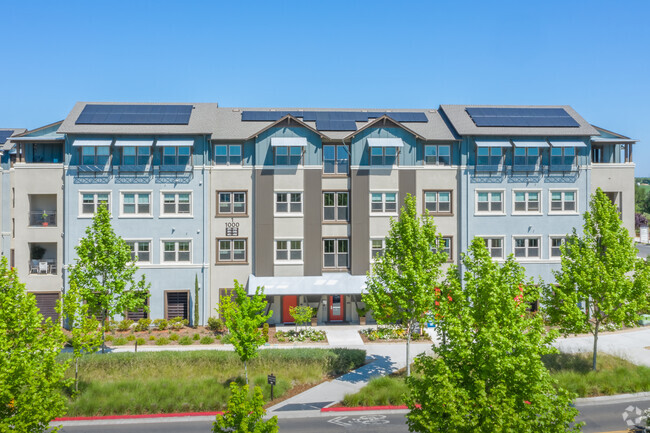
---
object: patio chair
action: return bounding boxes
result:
[38,261,48,274]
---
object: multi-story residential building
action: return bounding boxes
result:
[2,103,637,325]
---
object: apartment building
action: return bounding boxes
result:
[2,103,638,325]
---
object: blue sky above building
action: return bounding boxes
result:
[2,0,649,175]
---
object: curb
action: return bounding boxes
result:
[322,405,408,412]
[55,411,222,422]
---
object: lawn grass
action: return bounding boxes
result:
[342,352,650,407]
[60,348,365,416]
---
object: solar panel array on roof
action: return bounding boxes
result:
[466,107,580,128]
[0,130,14,144]
[76,105,193,125]
[241,110,428,132]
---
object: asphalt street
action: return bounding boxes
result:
[638,242,650,259]
[57,397,650,433]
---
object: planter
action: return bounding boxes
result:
[42,222,49,227]
[359,316,366,326]
[311,317,318,327]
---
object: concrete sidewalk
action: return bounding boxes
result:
[556,327,650,367]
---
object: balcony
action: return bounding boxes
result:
[28,194,57,227]
[28,243,57,275]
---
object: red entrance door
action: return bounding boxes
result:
[329,295,344,321]
[283,295,298,323]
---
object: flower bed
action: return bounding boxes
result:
[274,328,327,343]
[359,326,431,343]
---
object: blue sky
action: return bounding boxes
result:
[3,0,649,175]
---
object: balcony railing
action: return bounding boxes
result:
[29,259,57,275]
[29,211,57,227]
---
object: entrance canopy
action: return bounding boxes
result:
[246,273,367,296]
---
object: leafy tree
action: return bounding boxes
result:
[68,205,150,353]
[194,274,200,328]
[0,257,70,432]
[407,239,580,433]
[219,281,272,384]
[289,305,312,331]
[635,183,650,214]
[213,383,278,433]
[58,281,102,393]
[543,188,650,371]
[363,194,448,376]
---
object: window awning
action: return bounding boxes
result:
[72,139,112,147]
[512,139,550,148]
[367,138,404,147]
[114,139,154,147]
[549,140,587,148]
[270,137,307,147]
[156,139,194,147]
[475,139,512,148]
[247,273,367,296]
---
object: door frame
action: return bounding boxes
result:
[328,295,345,322]
[164,290,190,320]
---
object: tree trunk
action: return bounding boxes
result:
[75,357,79,393]
[406,322,412,377]
[592,323,599,371]
[101,309,107,354]
[244,360,248,385]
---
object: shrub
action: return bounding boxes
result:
[104,319,117,333]
[148,335,156,341]
[135,337,146,345]
[262,323,269,343]
[207,317,225,333]
[169,317,188,331]
[153,319,168,331]
[328,348,366,375]
[221,333,232,344]
[200,336,215,344]
[104,335,114,342]
[179,336,193,345]
[156,337,170,346]
[135,318,152,332]
[192,333,201,341]
[117,319,134,332]
[169,333,179,341]
[126,334,136,342]
[112,337,127,346]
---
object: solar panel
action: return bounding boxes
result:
[466,107,580,128]
[0,130,14,144]
[315,120,358,131]
[385,112,428,122]
[76,105,193,125]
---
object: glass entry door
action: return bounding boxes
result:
[329,295,344,321]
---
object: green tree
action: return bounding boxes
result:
[289,305,312,332]
[213,383,278,433]
[219,281,272,384]
[635,183,650,214]
[0,257,70,432]
[363,194,448,376]
[194,274,200,328]
[543,188,650,371]
[407,238,580,433]
[68,205,150,353]
[59,281,102,393]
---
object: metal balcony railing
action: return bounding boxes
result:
[29,259,57,275]
[29,211,56,227]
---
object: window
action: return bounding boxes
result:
[276,192,302,214]
[217,192,247,215]
[275,240,302,262]
[513,191,540,213]
[476,191,503,213]
[81,193,110,215]
[550,147,575,168]
[483,238,504,259]
[274,146,302,165]
[163,241,191,263]
[81,146,110,165]
[424,191,451,214]
[126,241,151,263]
[122,192,151,216]
[477,147,502,167]
[432,237,452,261]
[323,145,349,174]
[323,192,349,221]
[550,191,576,212]
[162,146,191,165]
[217,239,247,263]
[514,237,540,259]
[323,239,349,269]
[424,144,451,165]
[513,147,539,168]
[162,192,191,215]
[215,144,242,166]
[550,237,565,258]
[370,192,397,214]
[370,146,397,166]
[371,239,385,260]
[122,146,150,166]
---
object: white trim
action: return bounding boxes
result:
[160,190,193,218]
[477,235,506,260]
[72,139,112,147]
[369,238,385,264]
[548,234,567,262]
[511,235,543,261]
[367,138,404,148]
[114,139,153,147]
[474,188,506,216]
[511,189,543,215]
[270,137,307,147]
[123,238,153,264]
[160,239,193,264]
[369,191,399,215]
[274,191,303,216]
[119,190,153,218]
[548,189,579,215]
[78,191,112,218]
[322,238,350,270]
[156,139,194,147]
[274,239,304,265]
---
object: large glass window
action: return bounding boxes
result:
[551,147,575,168]
[275,240,302,262]
[370,146,397,166]
[323,239,349,269]
[513,191,540,213]
[162,146,191,165]
[424,145,451,165]
[477,147,502,167]
[81,193,110,215]
[483,238,503,259]
[163,241,191,262]
[476,191,503,213]
[122,192,151,215]
[218,192,247,215]
[323,145,349,174]
[550,236,565,258]
[274,146,302,165]
[162,192,191,215]
[126,241,151,263]
[424,191,451,214]
[371,239,385,260]
[275,192,302,214]
[122,146,150,165]
[323,192,349,221]
[514,237,540,259]
[513,147,539,168]
[370,192,397,213]
[550,191,576,212]
[81,146,110,165]
[217,239,247,263]
[215,144,242,166]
